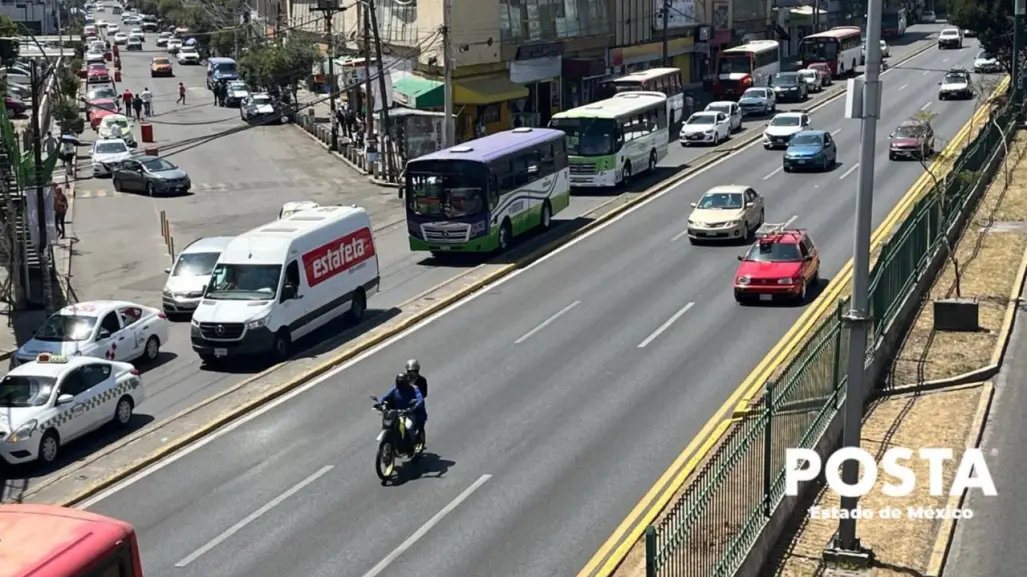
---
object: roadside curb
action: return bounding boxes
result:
[46,40,939,508]
[291,122,401,189]
[886,158,1027,397]
[924,380,994,576]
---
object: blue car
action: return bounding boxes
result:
[783,130,837,172]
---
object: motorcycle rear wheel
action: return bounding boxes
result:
[375,441,396,481]
[413,429,426,457]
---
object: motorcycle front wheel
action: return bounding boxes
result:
[375,440,396,481]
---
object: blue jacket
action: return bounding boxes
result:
[379,385,427,422]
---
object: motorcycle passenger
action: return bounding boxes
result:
[378,373,426,448]
[405,359,428,398]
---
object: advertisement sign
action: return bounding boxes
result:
[653,0,700,29]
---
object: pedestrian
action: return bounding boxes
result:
[132,94,143,120]
[213,80,221,105]
[53,184,68,239]
[43,131,58,156]
[59,134,77,172]
[122,87,133,109]
[176,82,186,105]
[140,87,153,116]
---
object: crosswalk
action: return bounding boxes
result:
[73,177,376,199]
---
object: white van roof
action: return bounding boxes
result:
[221,205,368,265]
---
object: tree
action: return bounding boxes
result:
[51,98,83,135]
[210,30,235,58]
[0,14,19,37]
[58,60,80,100]
[948,0,1012,71]
[240,41,319,103]
[138,0,159,15]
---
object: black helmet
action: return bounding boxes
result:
[405,359,420,372]
[395,373,408,387]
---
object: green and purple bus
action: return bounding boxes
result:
[405,127,571,255]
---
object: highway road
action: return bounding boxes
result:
[9,27,943,485]
[80,35,993,577]
[943,283,1026,577]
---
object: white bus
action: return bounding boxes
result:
[549,92,670,188]
[714,40,781,99]
[597,68,685,129]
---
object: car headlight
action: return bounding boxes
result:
[763,133,771,141]
[7,419,37,443]
[727,220,741,227]
[777,278,794,285]
[736,276,751,285]
[191,317,201,327]
[705,129,714,135]
[246,315,268,330]
[162,288,172,297]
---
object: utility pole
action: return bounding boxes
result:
[826,0,881,565]
[314,0,340,151]
[442,0,454,147]
[661,0,670,66]
[29,64,52,313]
[275,1,283,44]
[1014,0,1025,109]
[367,0,395,180]
[362,3,377,170]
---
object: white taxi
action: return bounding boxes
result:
[11,301,169,368]
[0,354,144,465]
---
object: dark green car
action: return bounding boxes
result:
[112,156,192,196]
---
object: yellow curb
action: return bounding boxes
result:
[924,381,995,576]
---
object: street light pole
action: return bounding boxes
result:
[1014,0,1025,108]
[826,0,883,565]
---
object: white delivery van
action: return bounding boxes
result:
[190,205,379,364]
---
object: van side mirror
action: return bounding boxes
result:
[57,394,74,405]
[737,255,744,261]
[282,284,297,300]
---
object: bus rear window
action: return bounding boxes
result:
[800,38,837,61]
[717,55,752,74]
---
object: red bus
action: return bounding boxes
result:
[713,40,781,99]
[798,27,864,78]
[0,504,143,576]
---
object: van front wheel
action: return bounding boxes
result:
[347,288,367,324]
[272,330,291,361]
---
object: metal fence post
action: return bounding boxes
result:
[832,299,845,408]
[762,379,774,517]
[645,525,657,577]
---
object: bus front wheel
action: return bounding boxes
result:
[498,219,512,252]
[540,201,552,230]
[648,151,657,172]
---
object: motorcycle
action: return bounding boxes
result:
[371,395,425,481]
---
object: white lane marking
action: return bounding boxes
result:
[921,101,932,111]
[514,301,581,344]
[671,227,690,242]
[839,163,860,180]
[75,42,945,509]
[638,302,695,348]
[943,57,949,62]
[899,83,909,91]
[762,166,782,180]
[922,69,930,75]
[361,474,492,577]
[174,465,334,567]
[831,128,842,135]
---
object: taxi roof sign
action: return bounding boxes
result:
[35,353,69,363]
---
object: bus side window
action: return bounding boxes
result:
[657,106,668,129]
[488,173,499,207]
[540,144,555,176]
[614,124,625,150]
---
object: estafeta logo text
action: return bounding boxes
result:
[785,447,996,498]
[302,228,376,287]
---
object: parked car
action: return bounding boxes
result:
[224,80,250,107]
[241,93,288,124]
[807,62,833,86]
[3,96,26,116]
[738,87,776,116]
[771,72,808,102]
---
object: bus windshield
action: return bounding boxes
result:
[406,160,488,218]
[800,38,836,61]
[549,117,616,156]
[718,54,752,75]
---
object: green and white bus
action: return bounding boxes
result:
[405,127,571,255]
[549,91,669,188]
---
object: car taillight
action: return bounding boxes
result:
[742,76,753,86]
[158,312,167,319]
[130,368,140,376]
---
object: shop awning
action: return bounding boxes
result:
[454,75,529,105]
[392,75,444,109]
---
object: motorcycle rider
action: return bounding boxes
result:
[378,373,426,449]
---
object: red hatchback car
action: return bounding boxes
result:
[3,96,26,116]
[733,226,821,304]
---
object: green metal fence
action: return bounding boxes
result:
[645,98,1016,577]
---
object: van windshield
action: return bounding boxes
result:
[205,264,281,300]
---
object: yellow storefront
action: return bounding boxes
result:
[452,75,529,142]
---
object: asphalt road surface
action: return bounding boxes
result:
[80,35,995,577]
[23,27,942,481]
[942,283,1026,576]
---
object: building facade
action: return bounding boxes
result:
[0,0,60,35]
